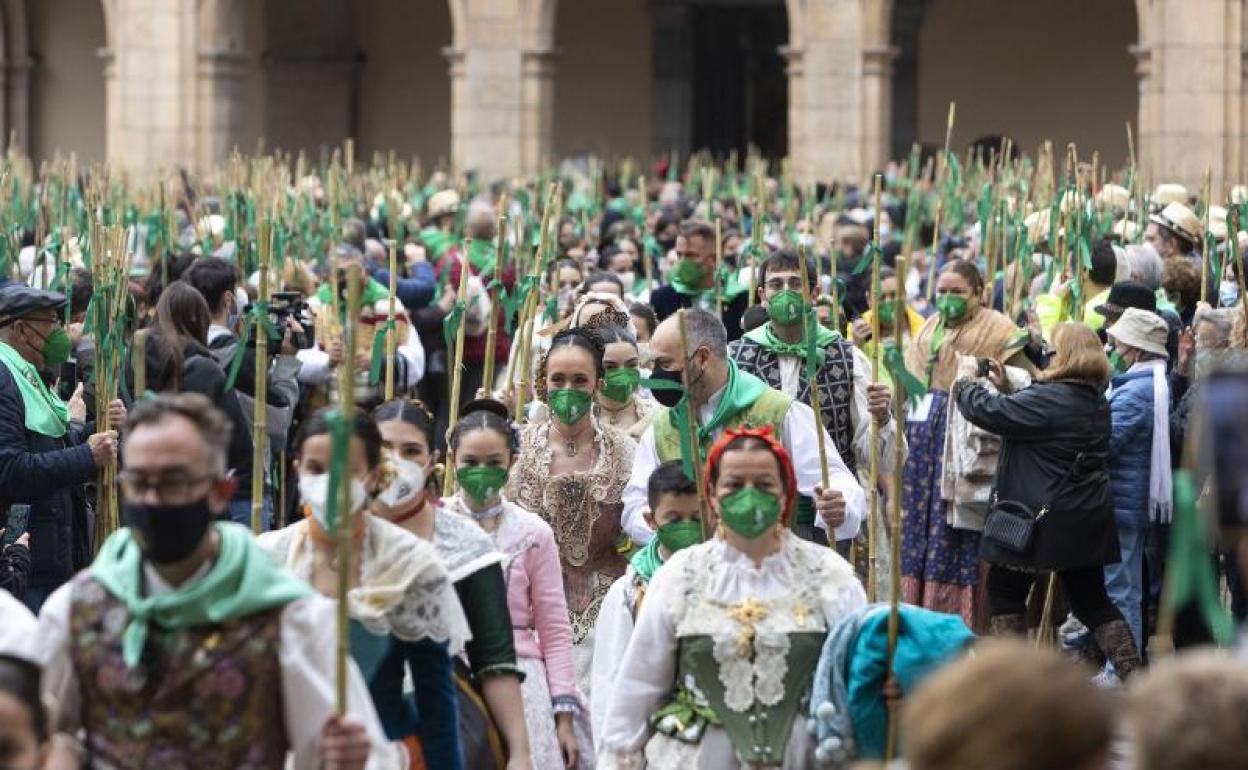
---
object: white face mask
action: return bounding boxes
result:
[298,472,368,532]
[618,271,636,291]
[377,457,427,510]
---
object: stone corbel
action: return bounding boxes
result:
[442,47,465,79]
[778,45,803,78]
[1129,44,1152,81]
[197,48,248,80]
[520,47,561,79]
[862,45,899,78]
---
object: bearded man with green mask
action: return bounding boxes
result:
[649,219,750,342]
[0,285,125,611]
[727,251,904,547]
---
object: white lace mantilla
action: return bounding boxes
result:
[672,535,864,714]
[431,504,507,583]
[257,516,472,654]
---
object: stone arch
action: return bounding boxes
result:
[888,0,1142,170]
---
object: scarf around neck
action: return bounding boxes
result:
[629,537,664,583]
[744,321,840,366]
[0,340,68,437]
[91,522,312,668]
[668,360,770,447]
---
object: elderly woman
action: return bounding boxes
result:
[952,322,1141,678]
[598,426,865,769]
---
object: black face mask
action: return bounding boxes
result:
[647,365,684,407]
[657,237,677,254]
[124,497,216,564]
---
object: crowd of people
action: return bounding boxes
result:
[0,145,1246,769]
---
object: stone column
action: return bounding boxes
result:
[450,0,556,181]
[1146,0,1242,191]
[788,0,866,184]
[650,0,693,159]
[1,56,32,151]
[521,47,558,174]
[196,48,248,169]
[862,44,897,175]
[780,45,804,181]
[105,0,196,175]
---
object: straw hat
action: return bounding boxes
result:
[1112,219,1139,242]
[1149,201,1201,245]
[1151,183,1189,208]
[1209,205,1228,242]
[1232,185,1248,205]
[1096,184,1131,212]
[1106,307,1169,358]
[426,189,461,220]
[1024,209,1050,243]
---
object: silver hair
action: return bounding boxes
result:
[1125,243,1164,290]
[1194,306,1234,343]
[679,308,728,360]
[464,199,497,241]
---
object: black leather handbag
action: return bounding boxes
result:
[983,452,1084,553]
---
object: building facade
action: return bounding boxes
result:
[0,0,1242,189]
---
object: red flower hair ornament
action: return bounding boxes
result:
[703,424,798,525]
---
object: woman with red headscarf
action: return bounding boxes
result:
[596,426,866,769]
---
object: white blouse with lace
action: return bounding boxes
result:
[597,533,866,770]
[258,514,472,654]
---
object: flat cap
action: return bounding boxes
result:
[0,285,66,325]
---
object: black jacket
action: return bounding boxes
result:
[650,285,749,341]
[953,379,1120,571]
[0,364,96,598]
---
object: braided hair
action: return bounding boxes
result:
[536,327,605,401]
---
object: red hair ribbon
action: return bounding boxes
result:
[703,424,798,524]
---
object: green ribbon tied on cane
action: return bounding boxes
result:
[881,338,928,404]
[323,409,352,535]
[1165,470,1235,646]
[501,275,539,333]
[369,317,397,386]
[225,302,282,391]
[442,299,466,350]
[852,242,881,276]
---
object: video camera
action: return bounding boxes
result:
[246,291,315,350]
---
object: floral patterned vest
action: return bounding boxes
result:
[728,333,858,475]
[68,572,289,770]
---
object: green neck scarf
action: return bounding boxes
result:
[668,360,769,453]
[0,340,68,437]
[316,277,391,309]
[630,538,664,583]
[744,321,839,366]
[91,522,313,668]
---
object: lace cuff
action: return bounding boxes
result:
[597,748,645,770]
[551,694,580,714]
[477,662,527,682]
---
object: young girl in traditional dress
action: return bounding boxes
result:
[598,425,866,769]
[370,399,533,770]
[444,400,592,769]
[259,408,471,770]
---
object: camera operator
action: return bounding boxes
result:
[301,242,425,410]
[185,256,301,529]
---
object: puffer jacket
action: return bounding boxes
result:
[1108,368,1156,531]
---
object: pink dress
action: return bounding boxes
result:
[445,495,593,768]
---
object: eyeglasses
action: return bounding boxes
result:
[116,470,217,501]
[764,278,805,293]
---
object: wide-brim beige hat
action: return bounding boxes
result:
[1097,184,1131,211]
[1106,306,1169,358]
[1209,205,1229,242]
[426,189,461,219]
[1151,183,1189,209]
[1149,201,1201,245]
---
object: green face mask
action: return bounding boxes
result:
[935,293,969,323]
[767,290,804,326]
[40,327,72,368]
[457,465,509,505]
[718,486,782,540]
[877,299,897,327]
[1107,347,1128,374]
[547,387,593,425]
[656,519,704,554]
[601,367,641,403]
[672,259,706,286]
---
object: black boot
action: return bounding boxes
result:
[1092,619,1142,681]
[989,613,1027,637]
